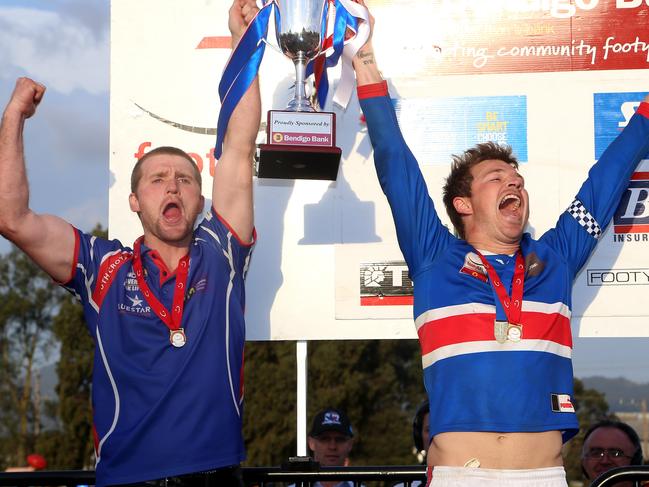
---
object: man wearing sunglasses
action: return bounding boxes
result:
[581,420,644,486]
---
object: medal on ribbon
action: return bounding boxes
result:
[494,320,509,344]
[133,238,190,348]
[476,250,526,344]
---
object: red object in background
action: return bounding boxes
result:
[26,454,47,470]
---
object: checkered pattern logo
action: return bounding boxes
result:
[567,199,602,239]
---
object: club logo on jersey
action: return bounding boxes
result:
[459,252,488,283]
[117,293,152,315]
[186,277,208,302]
[124,270,140,292]
[524,252,545,278]
[551,393,575,413]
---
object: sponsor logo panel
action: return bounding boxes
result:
[394,95,527,165]
[586,268,649,286]
[594,93,649,238]
[360,261,413,306]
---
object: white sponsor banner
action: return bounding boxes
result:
[110,0,649,340]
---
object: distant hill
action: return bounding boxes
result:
[582,376,649,413]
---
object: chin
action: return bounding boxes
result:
[158,225,193,243]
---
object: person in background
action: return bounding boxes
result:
[300,407,357,487]
[412,399,431,465]
[581,419,644,487]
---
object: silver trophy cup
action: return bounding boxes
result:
[276,0,326,111]
[258,0,341,180]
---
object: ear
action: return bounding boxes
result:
[307,436,316,452]
[129,192,140,213]
[453,196,473,216]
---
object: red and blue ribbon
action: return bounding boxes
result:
[214,0,279,159]
[214,0,368,158]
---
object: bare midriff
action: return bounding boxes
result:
[427,431,564,469]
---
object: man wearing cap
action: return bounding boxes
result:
[305,408,356,487]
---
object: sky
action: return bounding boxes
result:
[1,0,649,387]
[0,0,109,250]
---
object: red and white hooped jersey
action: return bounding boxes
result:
[359,82,649,443]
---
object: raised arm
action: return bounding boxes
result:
[212,0,261,244]
[0,78,76,283]
[351,6,454,274]
[351,8,382,87]
[540,92,649,275]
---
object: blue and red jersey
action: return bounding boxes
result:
[62,208,253,487]
[359,81,649,443]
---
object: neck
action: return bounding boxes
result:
[466,237,520,255]
[142,235,190,271]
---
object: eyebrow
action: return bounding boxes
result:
[481,167,523,179]
[149,169,194,179]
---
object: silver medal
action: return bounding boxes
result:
[506,323,522,342]
[170,328,187,348]
[494,320,509,344]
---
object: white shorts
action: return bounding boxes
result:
[429,466,568,487]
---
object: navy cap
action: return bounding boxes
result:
[309,408,354,438]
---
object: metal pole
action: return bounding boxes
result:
[297,340,308,456]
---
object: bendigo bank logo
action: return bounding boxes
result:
[360,262,413,306]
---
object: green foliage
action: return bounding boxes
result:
[41,294,95,468]
[563,377,614,484]
[0,247,63,468]
[243,341,297,465]
[243,339,425,467]
[40,225,107,468]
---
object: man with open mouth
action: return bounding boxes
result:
[351,3,649,487]
[0,1,260,486]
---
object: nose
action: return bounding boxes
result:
[166,178,179,193]
[507,175,523,190]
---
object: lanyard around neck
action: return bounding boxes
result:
[132,237,190,333]
[475,250,525,325]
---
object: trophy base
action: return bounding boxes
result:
[258,144,342,180]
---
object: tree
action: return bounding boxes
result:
[0,247,63,468]
[243,341,297,465]
[563,377,614,483]
[308,339,424,465]
[37,225,106,469]
[35,294,95,469]
[242,339,425,467]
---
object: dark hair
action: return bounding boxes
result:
[582,419,643,468]
[412,399,429,453]
[130,146,202,193]
[442,142,519,239]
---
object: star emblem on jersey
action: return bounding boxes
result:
[127,294,144,307]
